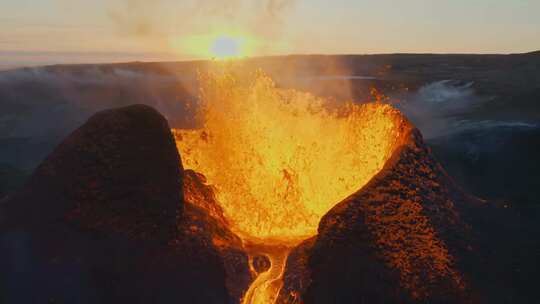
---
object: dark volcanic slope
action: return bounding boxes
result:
[0,105,248,304]
[2,104,182,239]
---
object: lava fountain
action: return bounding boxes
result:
[174,71,405,303]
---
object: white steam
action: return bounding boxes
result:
[395,80,489,139]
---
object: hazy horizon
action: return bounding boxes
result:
[2,0,540,69]
[2,49,540,71]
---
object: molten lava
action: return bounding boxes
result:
[175,71,403,243]
[174,71,405,303]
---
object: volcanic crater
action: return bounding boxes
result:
[2,72,522,304]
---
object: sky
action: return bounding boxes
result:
[1,0,539,66]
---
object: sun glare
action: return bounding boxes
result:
[211,36,242,59]
[177,30,256,60]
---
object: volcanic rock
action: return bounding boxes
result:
[1,104,182,240]
[181,169,253,302]
[252,254,272,274]
[0,104,248,304]
[183,169,228,224]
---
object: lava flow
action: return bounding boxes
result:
[174,71,404,303]
[241,244,291,304]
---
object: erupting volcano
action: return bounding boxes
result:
[174,71,407,303]
[2,0,539,301]
[3,62,538,303]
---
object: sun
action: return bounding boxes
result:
[175,30,257,59]
[210,36,242,59]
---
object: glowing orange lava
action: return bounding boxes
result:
[174,71,403,243]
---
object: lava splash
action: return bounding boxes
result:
[174,71,404,243]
